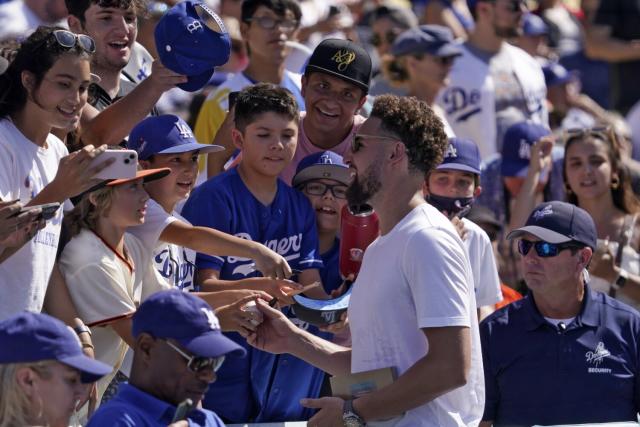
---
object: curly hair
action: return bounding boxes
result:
[65,0,147,22]
[370,94,448,174]
[563,128,640,214]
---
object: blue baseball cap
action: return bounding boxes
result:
[522,13,548,36]
[543,62,576,87]
[132,290,246,359]
[501,121,551,177]
[292,151,352,187]
[0,312,112,383]
[507,201,597,250]
[437,137,481,174]
[392,25,462,58]
[128,115,224,160]
[155,0,231,92]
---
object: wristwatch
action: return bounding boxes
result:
[613,269,630,290]
[343,399,365,427]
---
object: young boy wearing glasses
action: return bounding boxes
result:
[194,0,304,179]
[479,201,640,427]
[425,137,502,320]
[182,83,330,423]
[87,290,247,427]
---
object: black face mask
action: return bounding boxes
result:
[426,194,474,219]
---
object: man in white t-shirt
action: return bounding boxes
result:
[0,0,67,40]
[424,137,502,320]
[247,95,484,426]
[280,38,372,185]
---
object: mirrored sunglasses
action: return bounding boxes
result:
[517,239,581,258]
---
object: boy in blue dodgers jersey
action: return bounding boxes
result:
[87,289,247,427]
[425,137,502,320]
[127,114,292,290]
[182,83,329,423]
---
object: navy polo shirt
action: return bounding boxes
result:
[480,285,640,426]
[87,383,225,427]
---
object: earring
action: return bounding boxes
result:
[611,177,620,190]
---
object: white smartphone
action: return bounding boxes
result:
[90,149,138,180]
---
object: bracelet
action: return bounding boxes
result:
[74,324,92,337]
[81,342,95,350]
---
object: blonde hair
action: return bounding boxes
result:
[0,361,53,427]
[64,186,115,238]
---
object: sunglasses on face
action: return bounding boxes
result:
[304,182,348,199]
[517,239,582,257]
[45,30,96,54]
[370,30,400,47]
[351,134,402,153]
[245,15,299,32]
[164,340,225,373]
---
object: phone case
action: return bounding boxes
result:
[91,150,138,180]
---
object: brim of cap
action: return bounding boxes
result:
[179,331,247,359]
[59,354,113,383]
[436,163,480,175]
[506,225,572,243]
[106,167,171,187]
[178,68,216,92]
[292,165,352,187]
[305,64,369,92]
[158,142,225,156]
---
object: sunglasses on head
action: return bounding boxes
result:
[564,126,613,144]
[517,239,582,257]
[43,30,96,54]
[164,340,225,373]
[351,133,402,153]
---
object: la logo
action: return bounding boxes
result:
[445,144,457,158]
[331,49,356,71]
[176,122,193,139]
[200,308,220,330]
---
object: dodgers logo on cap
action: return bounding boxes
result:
[437,138,481,175]
[292,151,351,187]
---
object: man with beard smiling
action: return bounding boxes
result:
[87,290,247,427]
[247,95,484,427]
[437,0,548,160]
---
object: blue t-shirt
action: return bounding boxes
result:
[320,238,342,294]
[87,383,224,427]
[480,285,640,425]
[182,167,325,422]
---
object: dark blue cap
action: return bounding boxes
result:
[0,312,112,383]
[543,62,576,87]
[128,115,224,160]
[392,25,462,58]
[507,201,597,250]
[292,151,351,187]
[155,0,231,92]
[437,137,481,174]
[501,121,551,177]
[305,39,372,92]
[133,290,246,359]
[522,13,548,36]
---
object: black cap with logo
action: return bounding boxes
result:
[305,38,372,93]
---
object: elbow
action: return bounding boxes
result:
[449,363,469,389]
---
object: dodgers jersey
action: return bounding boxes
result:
[182,167,325,422]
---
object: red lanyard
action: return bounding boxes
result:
[90,230,135,274]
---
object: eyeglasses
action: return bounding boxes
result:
[370,30,400,47]
[45,30,96,54]
[245,16,299,32]
[303,182,348,199]
[164,340,225,373]
[517,239,582,257]
[351,134,402,153]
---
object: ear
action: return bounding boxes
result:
[356,93,368,111]
[231,128,244,150]
[68,15,83,34]
[21,70,36,94]
[135,333,156,364]
[579,247,593,272]
[389,141,406,163]
[240,21,250,41]
[473,185,482,198]
[422,179,430,197]
[88,192,99,207]
[15,367,37,398]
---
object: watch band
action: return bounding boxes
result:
[343,399,365,427]
[73,324,92,337]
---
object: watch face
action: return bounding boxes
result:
[343,415,364,427]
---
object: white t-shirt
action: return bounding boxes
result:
[59,229,169,399]
[461,218,502,307]
[0,119,68,319]
[349,203,484,426]
[0,0,66,39]
[128,199,197,291]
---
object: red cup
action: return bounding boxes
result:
[339,204,380,279]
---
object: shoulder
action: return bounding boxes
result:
[480,297,529,333]
[589,289,640,326]
[194,169,239,198]
[46,133,69,158]
[505,44,544,69]
[87,404,143,427]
